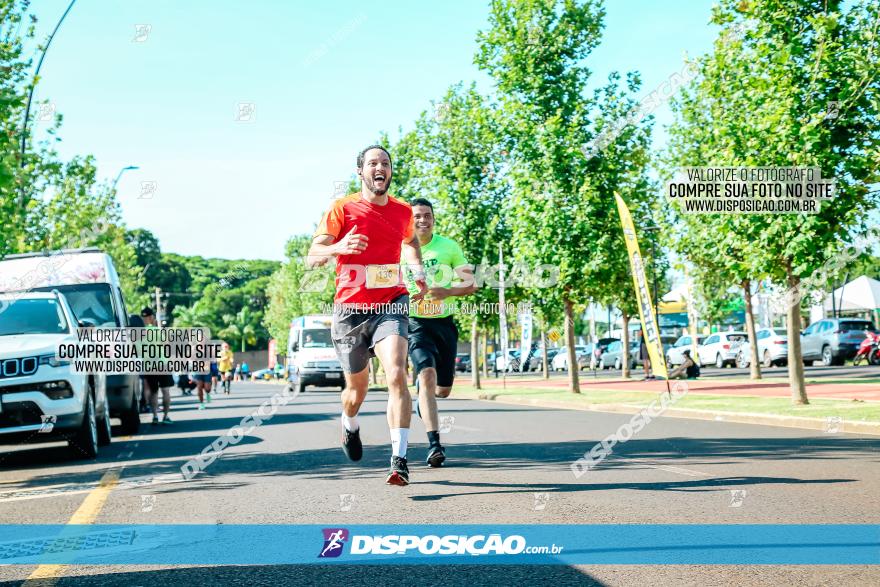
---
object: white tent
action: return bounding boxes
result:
[662,283,690,303]
[822,275,880,312]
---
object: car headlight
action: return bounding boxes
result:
[38,354,71,368]
[304,362,317,368]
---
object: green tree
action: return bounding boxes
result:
[666,0,880,403]
[410,84,509,389]
[220,306,259,352]
[263,235,335,352]
[477,0,656,390]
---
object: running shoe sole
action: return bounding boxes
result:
[385,471,409,486]
[427,447,446,468]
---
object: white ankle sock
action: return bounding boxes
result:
[390,428,409,457]
[342,413,359,432]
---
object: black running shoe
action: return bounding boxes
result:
[386,456,409,486]
[426,445,446,468]
[341,426,363,462]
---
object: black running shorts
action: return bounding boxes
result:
[408,315,458,387]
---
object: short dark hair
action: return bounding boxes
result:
[356,144,392,170]
[410,198,433,211]
[140,307,154,317]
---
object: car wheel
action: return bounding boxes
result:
[69,392,98,459]
[803,359,814,366]
[297,381,307,394]
[821,345,833,367]
[614,358,621,370]
[119,387,141,435]
[715,354,724,369]
[762,350,773,368]
[97,387,112,447]
[736,352,748,369]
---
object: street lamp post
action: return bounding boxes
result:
[18,0,77,206]
[113,166,140,191]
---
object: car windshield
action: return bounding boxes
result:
[0,298,69,336]
[32,283,117,327]
[839,321,873,332]
[302,329,333,348]
[773,328,787,336]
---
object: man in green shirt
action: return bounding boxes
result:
[404,198,476,467]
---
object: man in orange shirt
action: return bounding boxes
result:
[308,145,427,486]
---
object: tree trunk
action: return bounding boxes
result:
[743,279,762,380]
[471,317,481,390]
[621,311,631,379]
[541,328,549,379]
[482,328,489,378]
[785,263,809,404]
[564,297,580,393]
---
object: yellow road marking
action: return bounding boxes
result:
[24,460,126,585]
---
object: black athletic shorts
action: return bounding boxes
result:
[408,315,458,388]
[144,374,175,391]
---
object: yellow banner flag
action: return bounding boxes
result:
[614,193,668,379]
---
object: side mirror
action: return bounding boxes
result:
[291,342,299,352]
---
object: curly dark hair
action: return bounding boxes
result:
[356,144,392,170]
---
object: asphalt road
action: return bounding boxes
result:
[0,381,878,586]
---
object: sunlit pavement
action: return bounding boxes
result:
[0,381,877,585]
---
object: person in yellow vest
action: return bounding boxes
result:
[218,342,235,394]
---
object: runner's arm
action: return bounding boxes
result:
[307,226,368,268]
[402,236,428,301]
[428,264,477,300]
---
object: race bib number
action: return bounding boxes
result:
[365,264,401,289]
[415,298,443,317]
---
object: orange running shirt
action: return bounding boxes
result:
[314,193,415,306]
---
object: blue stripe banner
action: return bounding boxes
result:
[0,525,877,565]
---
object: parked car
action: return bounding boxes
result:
[698,331,748,368]
[801,318,878,366]
[600,340,641,370]
[736,327,788,368]
[0,292,111,459]
[251,368,274,380]
[660,335,678,354]
[550,345,589,371]
[526,347,565,371]
[0,248,142,434]
[494,349,521,372]
[455,353,471,372]
[666,334,706,366]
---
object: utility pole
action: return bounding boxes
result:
[154,287,162,326]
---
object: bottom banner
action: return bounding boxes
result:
[0,525,877,565]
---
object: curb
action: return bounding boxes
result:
[472,393,880,437]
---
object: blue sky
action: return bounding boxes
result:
[29,0,719,261]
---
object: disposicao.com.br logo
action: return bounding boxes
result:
[318,528,563,558]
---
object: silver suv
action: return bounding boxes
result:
[801,318,877,366]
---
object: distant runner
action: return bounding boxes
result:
[308,144,427,486]
[140,307,174,425]
[219,342,235,394]
[404,198,475,467]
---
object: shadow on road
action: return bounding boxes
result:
[0,564,606,587]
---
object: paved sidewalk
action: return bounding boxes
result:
[474,374,880,402]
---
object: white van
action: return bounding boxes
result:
[0,247,142,433]
[287,315,343,392]
[0,291,110,458]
